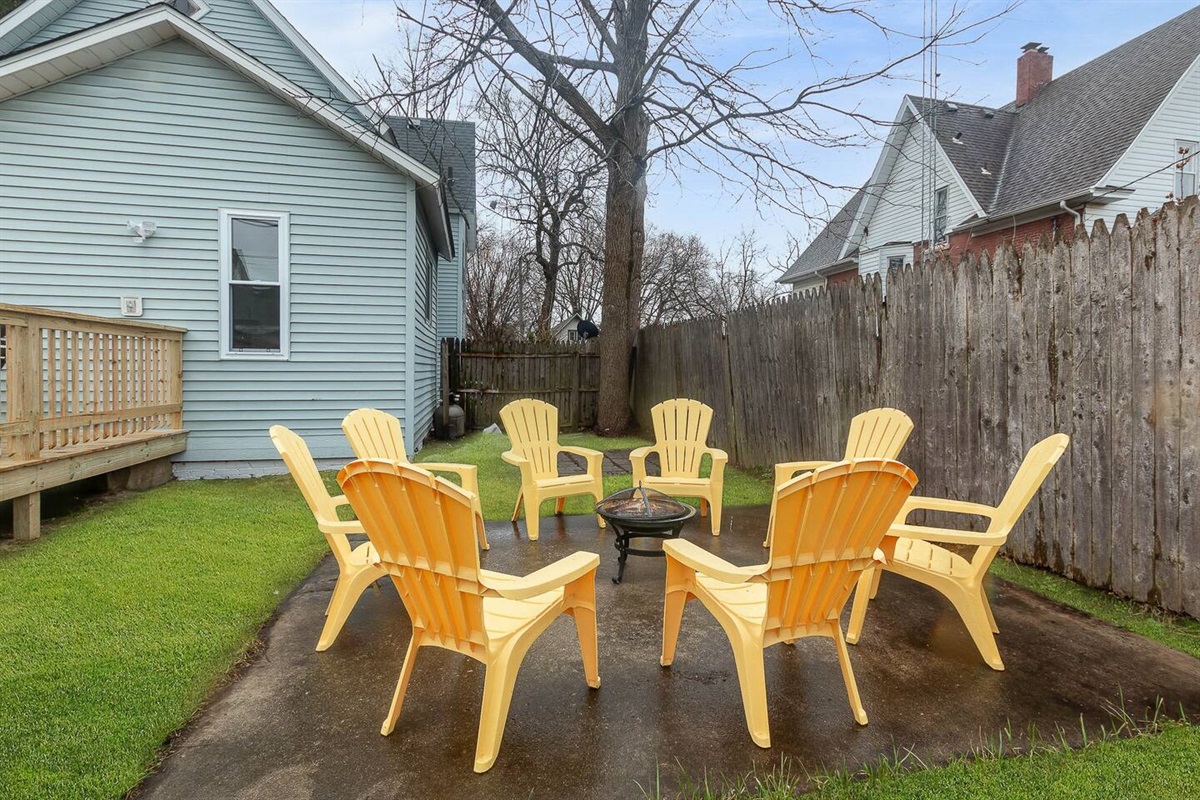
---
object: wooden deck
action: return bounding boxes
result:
[1,304,187,540]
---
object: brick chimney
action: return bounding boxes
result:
[1016,43,1053,106]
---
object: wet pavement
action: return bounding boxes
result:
[135,506,1200,799]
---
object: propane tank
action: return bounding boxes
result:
[447,394,466,439]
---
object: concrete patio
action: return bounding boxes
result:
[135,506,1200,799]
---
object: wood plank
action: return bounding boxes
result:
[1152,202,1182,610]
[1108,215,1135,598]
[1176,198,1200,615]
[1129,210,1157,603]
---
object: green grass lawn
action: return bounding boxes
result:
[415,432,773,520]
[0,476,328,800]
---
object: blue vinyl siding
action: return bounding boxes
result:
[410,205,439,448]
[436,214,466,340]
[16,0,351,109]
[0,39,420,466]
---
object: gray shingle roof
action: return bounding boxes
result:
[908,96,1016,211]
[797,4,1200,258]
[989,3,1200,216]
[777,188,865,283]
[387,117,476,217]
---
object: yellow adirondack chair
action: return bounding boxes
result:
[499,398,605,541]
[661,459,918,747]
[765,408,914,547]
[269,425,387,652]
[341,407,489,550]
[846,434,1069,671]
[338,459,601,773]
[630,398,728,535]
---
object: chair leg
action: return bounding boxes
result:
[566,580,601,689]
[381,634,422,735]
[699,497,708,517]
[948,588,1005,670]
[708,493,723,536]
[869,566,883,599]
[593,484,607,528]
[831,623,868,725]
[524,496,540,541]
[846,568,875,646]
[982,590,999,634]
[511,490,523,522]
[730,634,771,748]
[317,565,384,652]
[661,569,690,667]
[475,647,525,773]
[555,496,566,515]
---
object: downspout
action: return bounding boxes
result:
[1059,200,1081,226]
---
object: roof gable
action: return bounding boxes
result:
[0,0,385,132]
[0,4,452,254]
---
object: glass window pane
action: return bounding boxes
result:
[230,218,279,282]
[230,284,281,351]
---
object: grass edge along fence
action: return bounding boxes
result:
[443,338,600,432]
[634,198,1199,617]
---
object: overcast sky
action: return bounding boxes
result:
[274,0,1196,268]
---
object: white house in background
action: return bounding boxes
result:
[780,5,1200,293]
[551,313,585,342]
[0,0,475,476]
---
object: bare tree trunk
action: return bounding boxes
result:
[597,123,647,433]
[537,267,557,337]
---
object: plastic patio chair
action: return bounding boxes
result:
[341,407,489,550]
[661,459,918,746]
[499,398,606,541]
[846,433,1069,671]
[765,408,914,547]
[338,459,601,773]
[269,425,387,652]
[630,398,728,535]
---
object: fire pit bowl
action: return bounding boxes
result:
[595,486,696,583]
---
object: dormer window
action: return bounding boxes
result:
[150,0,210,19]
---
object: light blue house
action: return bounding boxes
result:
[0,0,474,476]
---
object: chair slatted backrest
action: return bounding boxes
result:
[842,408,914,461]
[971,433,1070,576]
[343,408,410,463]
[651,399,714,478]
[764,460,918,641]
[499,399,560,480]
[270,425,351,558]
[338,459,488,653]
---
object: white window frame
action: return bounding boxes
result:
[219,208,290,360]
[1175,139,1198,200]
[933,186,949,244]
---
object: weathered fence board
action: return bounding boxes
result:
[444,339,599,431]
[634,198,1200,616]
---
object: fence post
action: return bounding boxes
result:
[440,338,450,432]
[8,320,43,540]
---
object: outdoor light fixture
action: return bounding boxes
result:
[128,220,158,243]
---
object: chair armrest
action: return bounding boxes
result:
[500,450,528,467]
[663,539,765,585]
[319,520,364,537]
[774,460,832,485]
[418,461,477,478]
[706,447,729,478]
[899,495,997,520]
[560,445,604,476]
[480,551,600,600]
[629,445,657,482]
[629,445,656,461]
[331,494,350,508]
[890,523,1007,547]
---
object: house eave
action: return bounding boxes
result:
[0,4,454,254]
[958,187,1134,235]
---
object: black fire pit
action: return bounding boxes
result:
[595,486,696,584]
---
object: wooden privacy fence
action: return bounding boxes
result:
[443,339,600,431]
[0,304,186,539]
[635,199,1200,617]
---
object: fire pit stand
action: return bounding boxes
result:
[595,486,696,584]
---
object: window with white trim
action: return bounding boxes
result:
[933,186,949,243]
[1175,140,1197,200]
[220,210,289,359]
